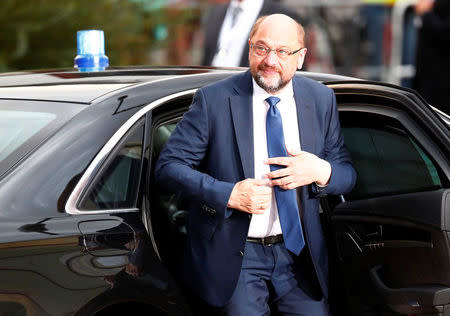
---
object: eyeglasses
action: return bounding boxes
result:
[250,43,303,60]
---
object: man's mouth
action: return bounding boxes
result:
[259,67,280,76]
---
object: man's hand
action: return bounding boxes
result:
[227,179,272,214]
[264,148,331,190]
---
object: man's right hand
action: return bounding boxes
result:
[227,179,272,214]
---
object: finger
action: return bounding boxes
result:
[270,175,291,187]
[256,185,273,195]
[252,178,271,186]
[257,203,268,210]
[249,208,265,214]
[265,167,290,179]
[264,157,291,166]
[254,204,269,214]
[252,199,271,211]
[251,187,272,197]
[250,198,270,211]
[286,146,302,157]
[279,182,298,190]
[257,195,271,205]
[281,176,313,190]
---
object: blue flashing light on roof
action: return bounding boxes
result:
[74,30,109,72]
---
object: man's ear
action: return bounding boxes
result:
[297,48,307,70]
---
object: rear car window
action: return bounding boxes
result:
[0,100,84,178]
[0,110,56,162]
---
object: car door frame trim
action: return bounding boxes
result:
[65,88,198,215]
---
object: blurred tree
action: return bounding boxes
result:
[165,4,202,65]
[0,0,202,71]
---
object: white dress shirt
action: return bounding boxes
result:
[211,0,264,67]
[248,79,302,238]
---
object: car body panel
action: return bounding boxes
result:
[0,84,135,104]
[0,66,449,315]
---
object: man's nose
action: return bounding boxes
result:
[264,50,278,66]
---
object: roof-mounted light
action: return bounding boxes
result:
[74,30,109,72]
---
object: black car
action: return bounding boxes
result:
[0,67,449,316]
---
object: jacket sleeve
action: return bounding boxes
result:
[311,89,356,197]
[154,88,234,219]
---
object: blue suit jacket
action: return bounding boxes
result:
[155,71,356,307]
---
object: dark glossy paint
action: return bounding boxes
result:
[0,69,238,315]
[0,72,239,219]
[0,214,186,315]
[1,66,449,315]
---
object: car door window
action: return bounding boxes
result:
[151,120,187,232]
[152,123,177,162]
[340,111,444,201]
[78,120,144,210]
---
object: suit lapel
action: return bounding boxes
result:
[230,71,254,179]
[293,76,315,155]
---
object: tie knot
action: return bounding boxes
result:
[266,96,280,107]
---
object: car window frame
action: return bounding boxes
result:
[339,104,450,202]
[144,102,192,264]
[65,88,198,215]
[77,118,145,211]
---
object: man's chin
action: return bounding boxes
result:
[258,70,279,81]
[256,73,283,94]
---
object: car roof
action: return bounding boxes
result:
[0,66,358,104]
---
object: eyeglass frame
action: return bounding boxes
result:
[249,43,304,60]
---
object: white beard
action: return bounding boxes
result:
[256,71,285,94]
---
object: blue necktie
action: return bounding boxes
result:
[265,96,305,255]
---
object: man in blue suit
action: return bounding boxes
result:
[156,14,356,316]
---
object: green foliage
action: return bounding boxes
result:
[0,0,184,71]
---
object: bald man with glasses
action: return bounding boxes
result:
[156,14,356,315]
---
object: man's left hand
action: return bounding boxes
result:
[264,148,331,190]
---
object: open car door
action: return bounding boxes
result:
[326,82,450,316]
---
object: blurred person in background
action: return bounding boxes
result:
[201,0,301,67]
[359,0,395,81]
[414,0,450,113]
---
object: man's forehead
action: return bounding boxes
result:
[252,18,300,45]
[252,29,300,47]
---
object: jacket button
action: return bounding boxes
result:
[239,250,244,257]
